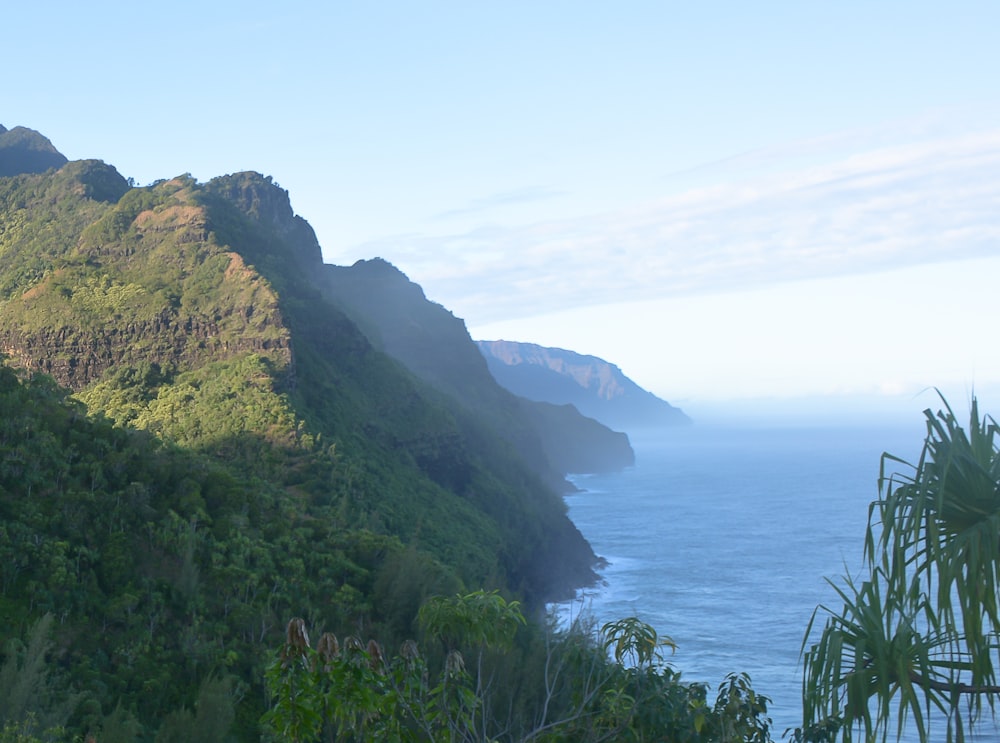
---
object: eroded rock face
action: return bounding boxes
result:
[0,311,292,390]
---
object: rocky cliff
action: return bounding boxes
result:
[478,339,691,432]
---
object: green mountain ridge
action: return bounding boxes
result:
[320,258,635,481]
[0,157,601,598]
[0,132,624,737]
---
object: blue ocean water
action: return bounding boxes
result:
[554,421,1000,741]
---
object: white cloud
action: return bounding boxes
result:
[373,127,1000,327]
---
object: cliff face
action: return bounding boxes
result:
[203,172,325,271]
[1,308,289,389]
[478,340,692,432]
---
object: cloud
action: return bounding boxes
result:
[433,186,565,219]
[369,127,1000,326]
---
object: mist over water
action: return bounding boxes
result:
[553,414,1000,741]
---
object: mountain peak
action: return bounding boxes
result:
[0,125,68,177]
[351,256,409,278]
[329,258,431,310]
[205,171,323,269]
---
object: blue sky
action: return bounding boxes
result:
[4,1,1000,415]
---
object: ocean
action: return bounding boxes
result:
[554,420,1000,741]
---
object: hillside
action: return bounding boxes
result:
[319,258,634,478]
[478,340,692,432]
[0,131,603,737]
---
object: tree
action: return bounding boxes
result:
[262,593,773,742]
[801,397,1000,742]
[262,591,525,743]
[0,614,78,738]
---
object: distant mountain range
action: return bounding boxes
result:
[477,340,691,432]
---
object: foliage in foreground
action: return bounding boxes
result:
[0,356,467,739]
[263,591,773,742]
[801,397,1000,742]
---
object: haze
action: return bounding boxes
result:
[6,1,999,418]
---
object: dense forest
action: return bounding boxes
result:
[0,128,780,741]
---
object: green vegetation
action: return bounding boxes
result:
[801,397,1000,742]
[0,142,779,740]
[18,142,984,740]
[0,355,488,739]
[0,320,774,741]
[262,593,772,742]
[0,161,126,301]
[0,154,611,738]
[0,170,290,388]
[319,258,636,485]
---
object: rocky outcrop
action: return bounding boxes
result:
[205,172,324,271]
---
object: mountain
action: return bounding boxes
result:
[319,258,634,480]
[0,138,608,735]
[0,124,69,177]
[478,340,692,432]
[0,162,600,599]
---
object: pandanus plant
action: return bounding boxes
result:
[801,397,1000,742]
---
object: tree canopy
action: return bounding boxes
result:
[802,397,1000,742]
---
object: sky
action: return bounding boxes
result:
[4,1,1000,420]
